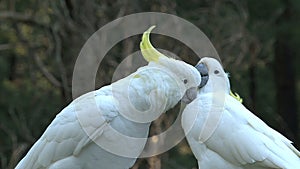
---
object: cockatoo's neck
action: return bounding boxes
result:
[199,77,230,96]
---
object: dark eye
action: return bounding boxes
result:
[214,70,220,74]
[183,79,188,84]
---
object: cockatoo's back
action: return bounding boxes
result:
[16,88,115,169]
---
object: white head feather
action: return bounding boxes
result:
[140,26,202,103]
[196,57,230,94]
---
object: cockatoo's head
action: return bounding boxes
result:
[195,57,230,94]
[140,26,201,104]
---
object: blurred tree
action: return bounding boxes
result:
[0,0,299,169]
[274,0,299,142]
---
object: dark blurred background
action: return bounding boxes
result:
[0,0,299,169]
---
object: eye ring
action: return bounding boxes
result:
[214,70,220,74]
[183,79,188,84]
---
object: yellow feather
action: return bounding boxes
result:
[140,26,167,63]
[230,90,243,103]
[133,74,141,78]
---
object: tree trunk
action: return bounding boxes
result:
[274,0,298,144]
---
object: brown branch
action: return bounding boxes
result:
[8,108,35,143]
[34,54,62,87]
[0,118,28,169]
[52,30,71,101]
[0,44,12,51]
[0,11,48,29]
[12,23,62,88]
[116,0,127,18]
[0,11,31,21]
[8,143,28,169]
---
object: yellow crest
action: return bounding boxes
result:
[140,26,167,63]
[230,90,243,103]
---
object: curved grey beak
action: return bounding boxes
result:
[195,63,209,88]
[182,87,198,104]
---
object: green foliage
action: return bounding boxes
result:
[0,0,299,168]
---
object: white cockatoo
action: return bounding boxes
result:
[15,26,201,169]
[182,57,300,169]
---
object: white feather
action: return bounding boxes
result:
[16,57,201,169]
[182,57,300,169]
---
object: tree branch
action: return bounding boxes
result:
[34,54,62,87]
[0,44,12,51]
[52,29,71,101]
[0,11,49,29]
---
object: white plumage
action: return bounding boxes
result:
[182,57,300,169]
[15,26,201,169]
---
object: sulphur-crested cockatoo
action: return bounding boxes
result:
[182,57,300,169]
[15,26,201,169]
